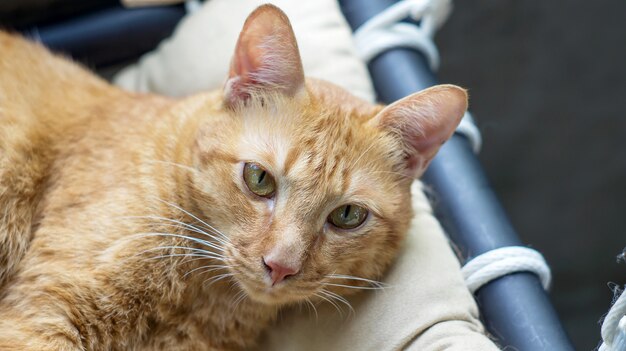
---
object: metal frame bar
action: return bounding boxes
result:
[21,4,185,68]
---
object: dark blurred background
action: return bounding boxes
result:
[437,1,626,349]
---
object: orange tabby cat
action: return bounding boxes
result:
[0,4,467,350]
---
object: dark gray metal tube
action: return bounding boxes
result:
[23,5,185,68]
[339,0,574,350]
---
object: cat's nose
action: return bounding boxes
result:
[263,257,299,286]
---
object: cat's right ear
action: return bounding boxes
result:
[369,85,468,178]
[224,5,306,107]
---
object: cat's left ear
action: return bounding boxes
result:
[370,85,468,177]
[224,4,306,107]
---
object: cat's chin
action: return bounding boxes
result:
[237,280,309,306]
[247,292,293,306]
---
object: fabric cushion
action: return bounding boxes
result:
[113,1,499,349]
[114,0,375,102]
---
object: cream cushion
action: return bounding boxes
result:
[113,1,500,349]
[114,0,375,102]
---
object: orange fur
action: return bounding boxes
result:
[0,5,467,350]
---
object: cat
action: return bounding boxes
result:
[0,4,467,350]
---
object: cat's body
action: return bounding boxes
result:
[0,5,467,350]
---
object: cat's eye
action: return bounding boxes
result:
[328,204,368,230]
[243,163,276,198]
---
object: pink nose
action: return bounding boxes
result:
[263,258,299,286]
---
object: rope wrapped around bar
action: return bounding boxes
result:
[353,0,450,71]
[599,284,626,350]
[461,246,552,293]
[352,0,482,153]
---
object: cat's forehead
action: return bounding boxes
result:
[236,101,397,215]
[237,99,377,172]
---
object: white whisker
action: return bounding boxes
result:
[122,215,230,247]
[203,273,235,288]
[232,289,248,313]
[183,264,235,278]
[154,198,230,243]
[158,222,231,247]
[180,256,234,266]
[315,291,344,318]
[325,274,388,288]
[230,289,245,307]
[304,297,319,321]
[139,246,226,260]
[351,142,378,169]
[321,289,355,316]
[129,232,225,253]
[146,253,224,263]
[154,218,230,246]
[323,282,386,290]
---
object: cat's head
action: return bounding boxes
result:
[187,5,467,305]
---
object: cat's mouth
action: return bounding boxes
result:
[232,267,315,305]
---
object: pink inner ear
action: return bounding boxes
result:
[226,36,263,103]
[225,5,305,106]
[373,85,468,177]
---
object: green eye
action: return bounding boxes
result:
[328,204,368,230]
[243,163,276,198]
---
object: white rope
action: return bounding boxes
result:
[461,246,551,294]
[352,0,482,153]
[353,0,452,71]
[456,111,482,153]
[600,286,626,351]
